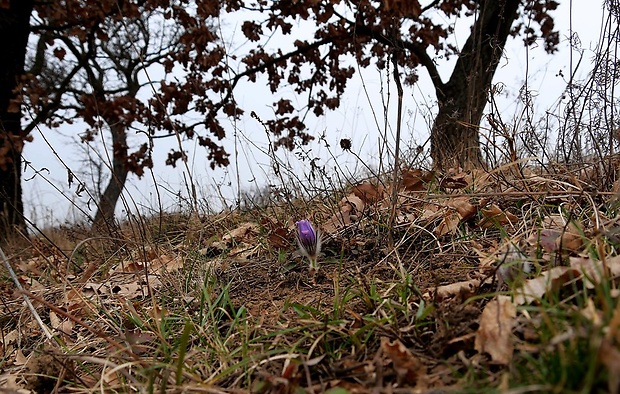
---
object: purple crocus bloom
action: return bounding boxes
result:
[295,220,321,272]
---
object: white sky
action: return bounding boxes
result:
[21,1,611,228]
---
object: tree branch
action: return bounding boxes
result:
[204,35,338,124]
[350,21,445,91]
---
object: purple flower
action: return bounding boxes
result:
[295,220,321,271]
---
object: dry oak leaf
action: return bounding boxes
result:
[211,222,260,250]
[419,203,442,223]
[434,210,461,237]
[18,275,45,292]
[468,168,493,191]
[341,193,365,213]
[402,168,434,191]
[261,217,289,250]
[0,329,19,349]
[150,254,184,272]
[322,214,345,234]
[569,255,620,286]
[64,288,91,314]
[222,222,259,244]
[111,254,184,275]
[511,256,620,305]
[322,194,365,234]
[380,337,426,386]
[111,260,146,274]
[424,279,481,302]
[474,295,516,365]
[433,197,477,236]
[538,214,584,253]
[451,196,477,220]
[49,311,75,337]
[512,266,580,305]
[229,244,260,260]
[439,170,469,189]
[530,228,562,253]
[351,181,384,203]
[478,204,518,228]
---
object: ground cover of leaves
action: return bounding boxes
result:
[3,162,620,393]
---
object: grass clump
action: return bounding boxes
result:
[4,154,620,393]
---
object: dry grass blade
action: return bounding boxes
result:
[0,246,53,341]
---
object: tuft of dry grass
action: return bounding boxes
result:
[3,148,620,392]
[3,20,620,390]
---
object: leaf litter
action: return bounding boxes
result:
[2,163,620,391]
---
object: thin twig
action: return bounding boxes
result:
[388,41,404,246]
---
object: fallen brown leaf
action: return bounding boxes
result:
[451,197,477,220]
[322,193,365,234]
[111,260,146,274]
[419,203,442,223]
[440,173,469,189]
[261,217,289,249]
[425,279,481,302]
[599,338,620,394]
[537,214,584,253]
[513,266,579,305]
[380,337,426,387]
[434,210,461,237]
[222,222,259,244]
[478,204,518,228]
[402,168,434,191]
[468,168,493,191]
[352,181,384,203]
[474,296,516,365]
[341,193,365,214]
[510,256,620,306]
[150,254,184,272]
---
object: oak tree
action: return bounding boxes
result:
[2,0,558,239]
[0,0,34,240]
[27,5,182,228]
[155,0,559,172]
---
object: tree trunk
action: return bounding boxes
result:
[92,123,128,230]
[430,0,521,170]
[0,0,34,242]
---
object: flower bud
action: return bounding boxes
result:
[295,219,321,271]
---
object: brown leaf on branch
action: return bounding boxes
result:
[382,0,422,18]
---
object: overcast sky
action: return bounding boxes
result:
[21,1,611,228]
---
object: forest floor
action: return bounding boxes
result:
[2,161,620,393]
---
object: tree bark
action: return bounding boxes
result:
[0,0,34,242]
[430,0,521,170]
[92,122,129,230]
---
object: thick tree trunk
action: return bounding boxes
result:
[430,0,521,170]
[0,0,34,241]
[92,123,129,230]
